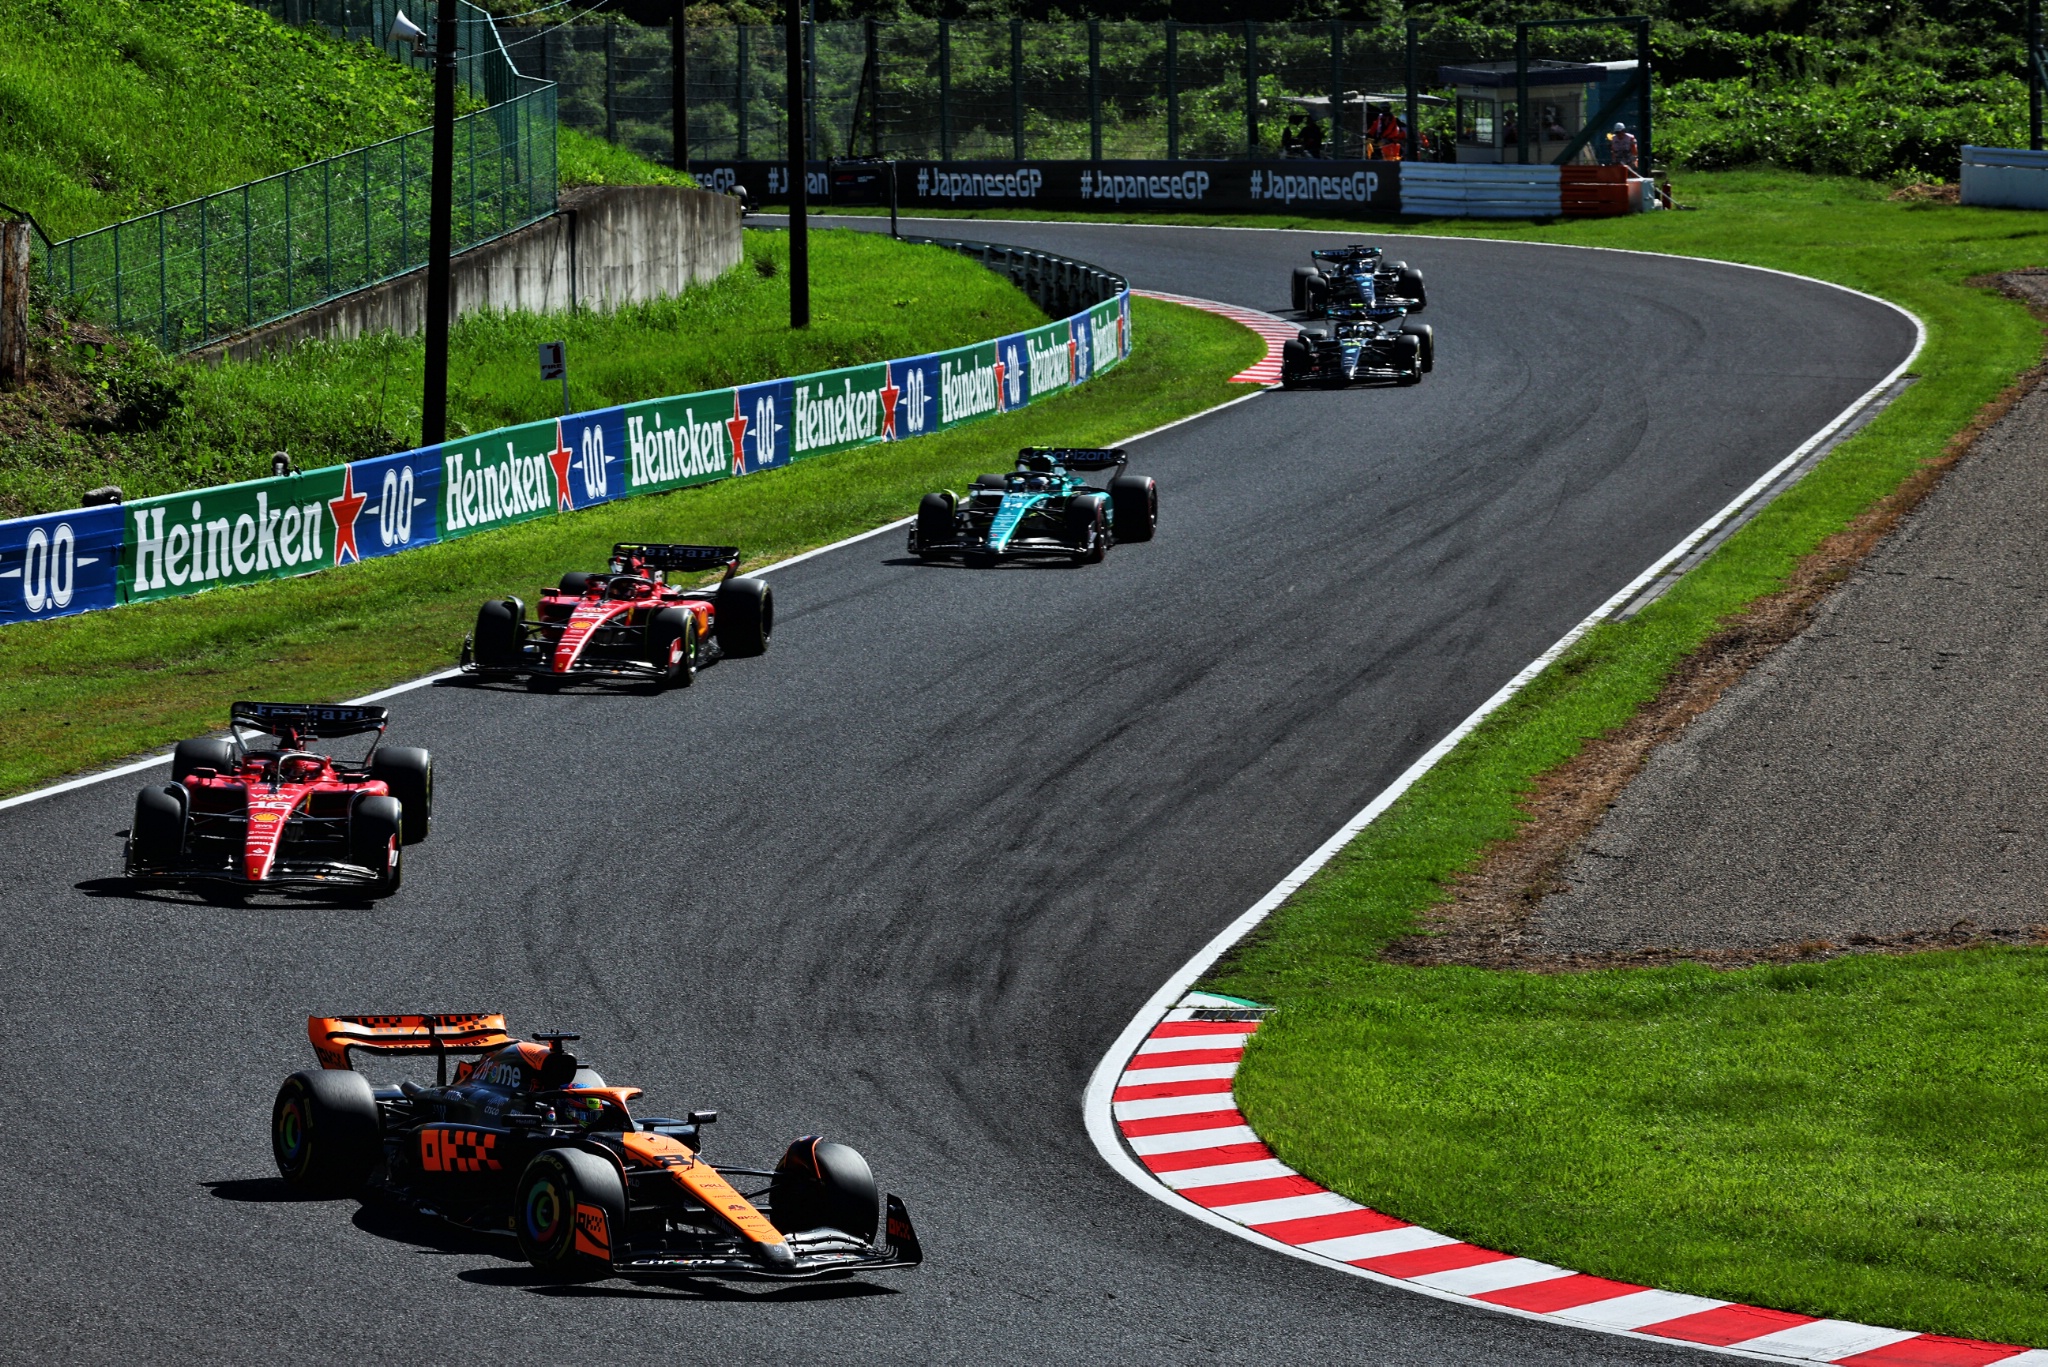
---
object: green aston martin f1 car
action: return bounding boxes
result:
[908,448,1158,567]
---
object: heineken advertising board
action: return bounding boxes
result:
[0,287,1131,626]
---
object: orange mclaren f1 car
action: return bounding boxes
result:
[273,1014,922,1282]
[459,543,772,690]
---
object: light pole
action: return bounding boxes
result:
[787,0,809,328]
[422,0,460,446]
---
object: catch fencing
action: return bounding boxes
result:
[0,246,1130,627]
[520,16,1649,167]
[34,1,557,354]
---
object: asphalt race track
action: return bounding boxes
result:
[0,223,1915,1364]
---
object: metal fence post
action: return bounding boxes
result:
[1329,20,1343,159]
[865,15,880,156]
[2034,0,2044,151]
[1244,21,1258,159]
[605,20,617,143]
[1011,18,1024,161]
[157,211,166,348]
[939,20,951,161]
[1406,18,1419,161]
[199,198,209,337]
[243,183,252,325]
[400,135,410,271]
[1166,20,1177,161]
[324,157,334,293]
[1636,17,1652,171]
[736,26,750,159]
[285,171,294,310]
[1088,19,1101,162]
[1515,23,1529,164]
[362,144,371,286]
[674,0,688,170]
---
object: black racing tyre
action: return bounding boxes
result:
[915,491,957,562]
[973,473,1009,490]
[171,737,242,784]
[714,576,773,658]
[771,1137,881,1242]
[272,1068,381,1194]
[369,746,433,844]
[1304,275,1328,315]
[558,571,597,597]
[515,1147,627,1279]
[1394,334,1424,386]
[1400,322,1435,373]
[1280,339,1312,390]
[473,598,522,671]
[349,794,404,896]
[1396,267,1426,310]
[1290,265,1317,312]
[129,784,188,870]
[1108,475,1157,544]
[1066,494,1110,565]
[646,607,698,688]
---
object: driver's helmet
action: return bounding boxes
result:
[608,574,647,601]
[1025,474,1050,492]
[279,753,325,783]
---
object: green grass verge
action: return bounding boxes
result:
[0,0,435,240]
[0,296,1262,795]
[1035,169,2048,1344]
[557,126,694,190]
[3,228,1044,518]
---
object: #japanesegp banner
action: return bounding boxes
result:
[0,504,123,624]
[438,408,625,541]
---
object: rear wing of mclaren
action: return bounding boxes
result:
[232,701,389,741]
[1017,447,1127,472]
[611,543,741,578]
[310,1013,513,1073]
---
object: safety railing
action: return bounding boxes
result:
[36,1,557,354]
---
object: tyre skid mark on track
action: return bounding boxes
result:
[1113,996,2046,1365]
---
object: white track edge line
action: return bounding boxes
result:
[0,337,1267,816]
[1083,254,1925,1361]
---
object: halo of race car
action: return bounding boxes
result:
[273,1014,922,1282]
[1281,245,1436,390]
[910,447,1158,566]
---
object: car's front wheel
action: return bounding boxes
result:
[646,607,698,689]
[1067,494,1110,565]
[349,794,404,896]
[1108,475,1157,543]
[915,491,957,562]
[515,1148,627,1280]
[771,1137,881,1241]
[714,576,773,658]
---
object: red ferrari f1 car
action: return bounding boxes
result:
[460,543,772,690]
[124,702,430,898]
[273,1014,922,1282]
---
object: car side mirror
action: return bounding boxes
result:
[688,1109,718,1127]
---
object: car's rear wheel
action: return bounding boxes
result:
[349,794,404,896]
[129,784,188,871]
[1066,494,1110,565]
[558,571,597,597]
[171,737,242,784]
[646,607,698,689]
[1108,475,1157,544]
[915,491,957,562]
[516,1148,627,1279]
[1290,266,1318,312]
[1396,266,1426,309]
[715,577,773,657]
[1400,321,1434,373]
[973,473,1009,490]
[473,598,523,672]
[771,1137,881,1241]
[369,746,433,844]
[272,1069,381,1194]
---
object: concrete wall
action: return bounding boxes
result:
[199,184,741,365]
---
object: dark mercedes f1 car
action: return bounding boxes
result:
[1291,244,1427,316]
[273,1014,923,1282]
[460,543,772,690]
[1281,298,1434,389]
[909,447,1157,566]
[124,702,431,898]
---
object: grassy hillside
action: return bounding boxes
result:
[0,0,440,241]
[0,228,1043,518]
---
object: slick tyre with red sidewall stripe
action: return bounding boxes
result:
[516,1147,626,1280]
[272,1069,381,1194]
